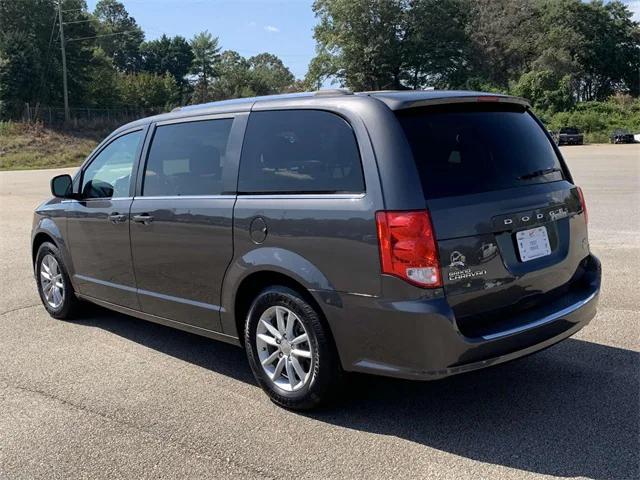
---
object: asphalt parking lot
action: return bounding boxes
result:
[1,144,638,479]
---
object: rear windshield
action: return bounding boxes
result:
[560,127,579,134]
[396,104,565,199]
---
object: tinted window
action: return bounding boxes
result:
[143,118,233,196]
[81,131,142,199]
[560,127,579,134]
[238,110,364,193]
[396,104,564,199]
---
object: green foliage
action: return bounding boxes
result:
[311,0,406,90]
[87,47,121,107]
[404,0,471,88]
[511,70,574,113]
[0,0,96,113]
[0,1,297,117]
[93,0,145,72]
[542,96,640,141]
[190,31,221,102]
[119,72,180,110]
[248,53,295,95]
[311,0,640,100]
[141,34,193,86]
[207,50,297,101]
[208,50,253,100]
[1,0,638,137]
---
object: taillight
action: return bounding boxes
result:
[577,187,588,224]
[375,210,442,288]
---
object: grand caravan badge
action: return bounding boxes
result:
[447,250,487,281]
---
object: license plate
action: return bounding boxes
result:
[516,226,551,262]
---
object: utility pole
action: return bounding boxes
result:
[57,0,70,122]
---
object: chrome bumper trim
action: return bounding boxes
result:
[481,290,598,340]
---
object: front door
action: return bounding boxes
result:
[66,129,144,308]
[129,116,240,331]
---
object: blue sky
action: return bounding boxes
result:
[86,0,639,81]
[86,0,317,79]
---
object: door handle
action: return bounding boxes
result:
[108,213,127,224]
[133,213,154,225]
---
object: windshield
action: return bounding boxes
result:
[396,104,565,199]
[560,127,579,134]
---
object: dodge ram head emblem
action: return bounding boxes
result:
[448,250,487,282]
[449,251,466,269]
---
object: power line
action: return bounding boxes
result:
[66,30,141,42]
[63,19,95,25]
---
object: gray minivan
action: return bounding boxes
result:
[32,90,601,409]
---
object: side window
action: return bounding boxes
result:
[142,118,233,196]
[238,110,364,194]
[81,130,142,199]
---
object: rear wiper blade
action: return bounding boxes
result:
[518,167,562,180]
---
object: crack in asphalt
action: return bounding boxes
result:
[0,304,40,316]
[0,379,279,480]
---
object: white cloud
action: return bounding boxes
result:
[247,21,257,28]
[264,25,280,33]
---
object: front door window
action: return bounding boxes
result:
[81,131,143,199]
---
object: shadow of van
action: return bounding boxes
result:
[74,306,639,480]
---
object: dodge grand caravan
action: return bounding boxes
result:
[32,90,601,409]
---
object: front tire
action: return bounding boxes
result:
[35,242,80,319]
[244,286,341,410]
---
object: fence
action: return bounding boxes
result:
[9,103,164,129]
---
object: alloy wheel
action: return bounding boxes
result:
[255,305,314,392]
[40,254,65,309]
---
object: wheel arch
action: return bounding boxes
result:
[31,218,74,283]
[32,231,57,266]
[232,270,331,347]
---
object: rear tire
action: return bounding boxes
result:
[35,242,80,319]
[244,286,341,410]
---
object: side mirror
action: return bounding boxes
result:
[50,174,73,198]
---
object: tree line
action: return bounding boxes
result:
[307,0,639,115]
[0,0,299,118]
[1,0,639,126]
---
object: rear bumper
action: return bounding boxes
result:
[317,254,601,381]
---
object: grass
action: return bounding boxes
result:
[0,122,105,171]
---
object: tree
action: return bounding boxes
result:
[140,34,193,86]
[568,0,640,99]
[511,69,574,113]
[208,50,297,101]
[94,0,144,72]
[403,0,472,88]
[309,0,474,91]
[248,53,295,95]
[120,71,179,110]
[209,50,253,100]
[304,51,337,89]
[311,0,406,90]
[87,47,121,107]
[0,0,96,116]
[465,0,541,88]
[190,31,220,103]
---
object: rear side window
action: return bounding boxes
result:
[143,118,233,196]
[238,110,364,194]
[396,104,565,199]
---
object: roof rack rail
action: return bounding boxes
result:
[313,88,353,96]
[171,106,182,112]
